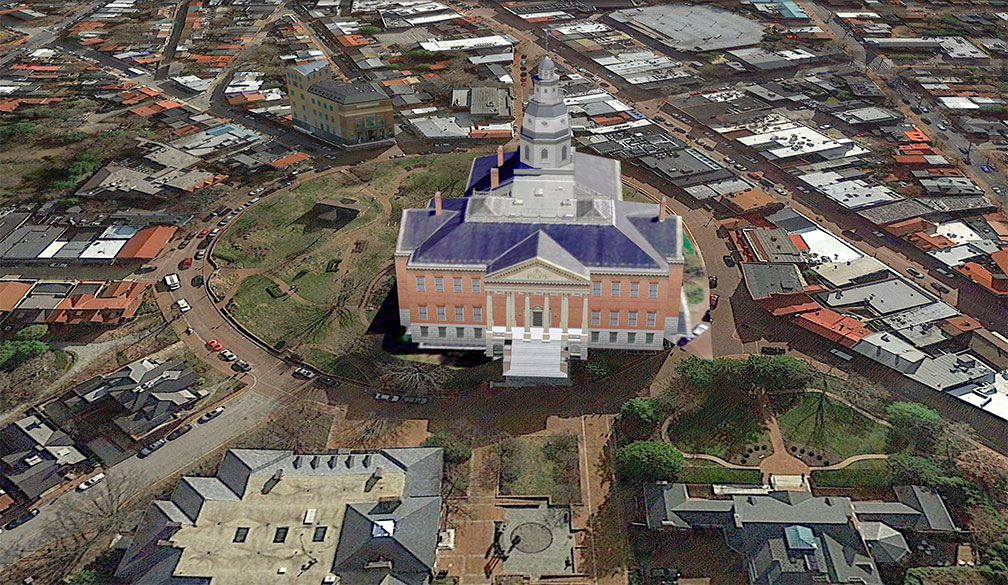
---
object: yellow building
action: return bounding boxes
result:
[286,60,394,145]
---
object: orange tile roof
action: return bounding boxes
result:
[956,262,1008,296]
[943,315,982,334]
[268,152,310,168]
[116,225,176,259]
[0,281,32,311]
[792,308,872,347]
[789,234,809,251]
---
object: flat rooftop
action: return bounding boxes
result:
[610,5,764,52]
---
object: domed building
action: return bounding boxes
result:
[395,57,686,384]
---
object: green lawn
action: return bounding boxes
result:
[776,394,889,459]
[812,459,894,488]
[499,434,581,504]
[664,389,767,459]
[228,274,333,347]
[214,179,365,269]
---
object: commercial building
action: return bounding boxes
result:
[116,447,443,585]
[287,61,394,145]
[395,58,686,384]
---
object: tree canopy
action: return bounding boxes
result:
[886,401,942,452]
[421,431,471,465]
[616,441,683,484]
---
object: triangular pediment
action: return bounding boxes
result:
[485,258,589,284]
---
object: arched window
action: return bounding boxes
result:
[561,146,568,161]
[524,145,530,160]
[541,148,549,161]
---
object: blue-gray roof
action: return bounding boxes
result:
[410,202,660,269]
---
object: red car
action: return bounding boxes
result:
[179,257,192,270]
[710,294,720,309]
[206,339,223,351]
[198,229,209,237]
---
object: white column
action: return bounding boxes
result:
[581,295,588,332]
[561,293,569,333]
[523,293,530,329]
[486,292,493,332]
[543,292,550,340]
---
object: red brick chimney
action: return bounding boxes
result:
[659,195,667,222]
[497,145,504,166]
[434,190,442,215]
[490,168,499,189]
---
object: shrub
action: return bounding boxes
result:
[422,431,472,465]
[886,402,942,452]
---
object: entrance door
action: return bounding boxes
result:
[532,310,544,327]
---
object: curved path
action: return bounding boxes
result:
[810,453,889,471]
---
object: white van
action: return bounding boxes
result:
[175,298,191,313]
[163,273,181,291]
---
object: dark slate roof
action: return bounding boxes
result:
[486,230,588,277]
[333,496,442,576]
[464,149,526,195]
[627,214,682,260]
[410,205,661,269]
[309,80,389,105]
[766,207,817,233]
[894,485,956,532]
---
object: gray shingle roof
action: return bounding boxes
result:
[309,80,389,105]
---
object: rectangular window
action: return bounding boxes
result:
[627,332,636,344]
[590,310,601,326]
[609,332,618,343]
[611,282,620,296]
[418,306,428,320]
[592,281,601,296]
[453,277,462,292]
[629,282,639,297]
[646,312,657,327]
[233,527,249,543]
[436,306,446,321]
[646,333,655,345]
[273,527,289,543]
[415,276,425,291]
[474,327,483,339]
[648,282,659,298]
[472,307,483,321]
[456,327,465,338]
[434,277,444,292]
[438,326,446,338]
[472,278,481,292]
[454,306,464,321]
[420,326,428,337]
[628,312,638,327]
[591,331,600,343]
[313,526,327,542]
[609,311,619,327]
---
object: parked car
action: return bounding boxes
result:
[198,229,209,237]
[760,346,786,355]
[174,298,191,313]
[198,407,225,423]
[191,275,204,287]
[209,228,221,237]
[402,395,429,404]
[232,360,252,372]
[374,393,401,402]
[138,439,166,458]
[931,282,951,294]
[293,367,316,379]
[691,322,710,337]
[248,197,260,204]
[219,349,237,361]
[709,294,719,309]
[722,254,736,267]
[4,509,39,530]
[195,250,206,260]
[906,267,925,279]
[708,275,718,289]
[935,267,955,278]
[137,264,156,273]
[166,424,192,441]
[76,473,106,491]
[206,339,223,351]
